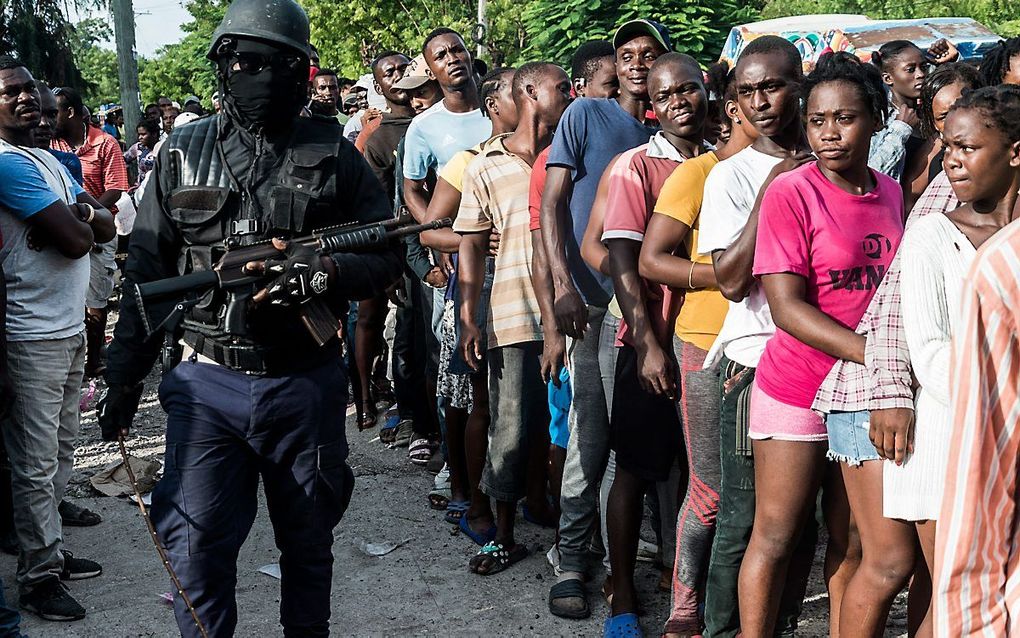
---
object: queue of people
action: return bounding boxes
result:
[1,0,1020,635]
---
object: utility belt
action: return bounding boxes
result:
[180,329,339,377]
[182,331,270,375]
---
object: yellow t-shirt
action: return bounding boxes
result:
[652,151,729,352]
[437,135,510,192]
[438,148,475,192]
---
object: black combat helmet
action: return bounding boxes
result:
[207,0,311,60]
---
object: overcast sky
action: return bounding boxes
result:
[82,0,192,57]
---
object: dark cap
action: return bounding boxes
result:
[612,19,671,53]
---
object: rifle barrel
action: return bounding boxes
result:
[387,219,453,238]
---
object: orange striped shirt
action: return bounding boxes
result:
[935,218,1020,638]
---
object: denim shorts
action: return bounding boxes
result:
[825,410,881,467]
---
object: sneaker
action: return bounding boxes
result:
[20,577,86,621]
[59,551,102,581]
[390,420,414,448]
[59,500,102,527]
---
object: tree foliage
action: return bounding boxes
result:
[759,0,1020,37]
[518,0,758,67]
[70,18,121,107]
[137,0,226,107]
[303,0,527,74]
[0,0,93,89]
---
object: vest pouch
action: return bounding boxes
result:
[179,245,226,320]
[167,187,233,246]
[285,148,332,194]
[269,148,334,233]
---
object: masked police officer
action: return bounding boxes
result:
[97,0,402,635]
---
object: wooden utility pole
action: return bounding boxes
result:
[111,0,141,138]
[475,0,487,60]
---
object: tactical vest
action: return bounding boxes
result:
[162,115,343,372]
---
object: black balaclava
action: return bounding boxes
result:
[218,38,309,132]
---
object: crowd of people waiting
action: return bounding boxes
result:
[0,10,1019,638]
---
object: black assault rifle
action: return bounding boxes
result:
[134,215,451,356]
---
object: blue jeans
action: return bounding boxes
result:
[0,578,22,637]
[152,359,354,638]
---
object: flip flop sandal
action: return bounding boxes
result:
[408,438,433,465]
[549,577,591,619]
[604,612,642,637]
[468,541,528,576]
[459,514,497,546]
[428,467,451,509]
[444,499,470,524]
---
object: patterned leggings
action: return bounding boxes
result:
[665,339,722,635]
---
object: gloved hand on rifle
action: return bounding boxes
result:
[97,382,144,441]
[246,238,337,306]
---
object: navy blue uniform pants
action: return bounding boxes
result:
[151,359,354,638]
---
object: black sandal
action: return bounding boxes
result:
[549,577,590,619]
[468,541,528,576]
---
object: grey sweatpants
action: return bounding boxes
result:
[557,305,617,575]
[3,332,85,590]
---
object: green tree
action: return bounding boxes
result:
[70,18,121,108]
[0,0,94,89]
[519,0,759,67]
[303,0,531,76]
[138,0,227,107]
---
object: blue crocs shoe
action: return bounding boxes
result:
[604,612,642,637]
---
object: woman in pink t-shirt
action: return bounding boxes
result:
[739,53,907,636]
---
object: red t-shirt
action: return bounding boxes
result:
[528,146,550,232]
[52,125,129,211]
[600,137,689,348]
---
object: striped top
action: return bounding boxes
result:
[51,125,129,204]
[935,217,1020,638]
[453,137,541,347]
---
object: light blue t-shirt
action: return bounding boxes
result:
[401,99,492,181]
[0,152,82,218]
[0,145,89,341]
[546,98,657,307]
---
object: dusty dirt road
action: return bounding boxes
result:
[3,368,909,637]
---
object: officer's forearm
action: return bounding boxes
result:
[330,248,403,301]
[105,282,163,387]
[403,234,434,281]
